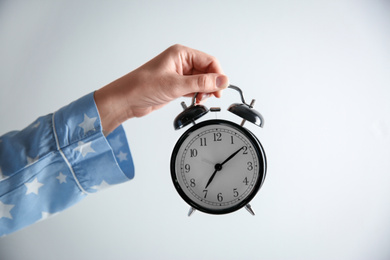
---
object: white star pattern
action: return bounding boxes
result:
[109,135,123,149]
[32,121,40,128]
[0,167,5,181]
[27,155,39,165]
[91,180,111,191]
[0,200,14,219]
[0,167,8,181]
[56,172,67,184]
[74,141,96,158]
[116,151,128,162]
[25,177,44,195]
[78,114,97,135]
[40,211,57,220]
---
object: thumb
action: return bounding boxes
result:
[180,73,229,96]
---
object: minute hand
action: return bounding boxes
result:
[220,146,245,166]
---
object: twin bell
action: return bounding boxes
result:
[173,85,264,130]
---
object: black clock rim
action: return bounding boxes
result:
[170,119,267,215]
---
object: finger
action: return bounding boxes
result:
[213,89,223,98]
[176,45,224,75]
[179,73,229,97]
[182,90,221,99]
[195,93,211,103]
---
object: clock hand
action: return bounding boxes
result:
[220,146,245,167]
[204,146,245,189]
[205,168,219,189]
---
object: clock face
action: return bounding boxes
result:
[171,119,266,214]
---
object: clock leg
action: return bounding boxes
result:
[188,207,196,217]
[245,204,255,216]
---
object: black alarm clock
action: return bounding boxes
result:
[170,85,267,216]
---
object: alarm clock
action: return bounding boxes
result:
[170,85,267,216]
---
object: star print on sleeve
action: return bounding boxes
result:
[24,177,44,195]
[73,141,96,158]
[40,211,57,220]
[32,121,40,128]
[78,114,97,135]
[0,200,14,220]
[56,172,67,184]
[27,155,39,165]
[0,167,6,181]
[116,151,128,162]
[108,135,123,149]
[91,180,111,191]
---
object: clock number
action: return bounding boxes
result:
[200,137,207,146]
[190,149,198,157]
[231,136,234,144]
[217,193,223,202]
[190,178,196,187]
[247,162,253,171]
[213,132,222,142]
[242,146,248,154]
[233,188,239,197]
[243,177,249,185]
[203,189,208,198]
[184,164,191,173]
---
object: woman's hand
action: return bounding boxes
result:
[94,44,229,133]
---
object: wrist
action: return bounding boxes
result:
[94,83,130,135]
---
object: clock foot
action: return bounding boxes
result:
[188,207,196,217]
[245,204,255,216]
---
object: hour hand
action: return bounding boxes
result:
[205,168,219,189]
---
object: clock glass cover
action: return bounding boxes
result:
[171,119,266,214]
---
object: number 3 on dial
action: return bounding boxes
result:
[170,119,266,215]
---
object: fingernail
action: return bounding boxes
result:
[216,76,227,88]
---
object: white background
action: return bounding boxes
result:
[1,1,389,259]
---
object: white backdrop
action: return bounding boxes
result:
[1,1,390,259]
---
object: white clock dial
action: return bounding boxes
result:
[171,120,266,214]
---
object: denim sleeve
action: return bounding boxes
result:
[0,92,134,236]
